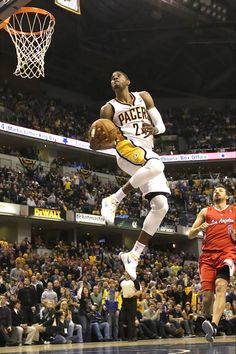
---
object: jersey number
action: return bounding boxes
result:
[133,123,142,136]
[133,123,149,138]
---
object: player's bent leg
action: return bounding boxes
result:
[101,159,165,225]
[142,195,169,236]
[129,159,164,189]
[202,271,228,342]
[199,260,218,342]
[202,290,214,320]
[199,257,216,319]
[212,276,228,326]
[201,290,216,342]
[120,195,168,279]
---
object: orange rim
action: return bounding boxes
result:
[4,7,55,36]
[0,17,10,30]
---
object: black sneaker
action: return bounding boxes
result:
[202,320,217,342]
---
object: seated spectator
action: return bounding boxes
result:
[49,310,82,344]
[88,303,110,342]
[59,300,83,342]
[48,310,71,344]
[32,300,55,342]
[223,302,234,320]
[142,301,167,339]
[169,303,192,337]
[0,295,18,346]
[158,301,184,338]
[226,286,236,305]
[11,299,38,345]
[136,301,159,339]
[182,302,196,336]
[218,301,236,336]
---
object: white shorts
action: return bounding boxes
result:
[116,140,171,197]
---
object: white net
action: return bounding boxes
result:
[5,8,55,79]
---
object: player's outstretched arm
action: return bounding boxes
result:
[188,208,209,239]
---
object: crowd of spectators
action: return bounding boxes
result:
[0,84,235,154]
[0,164,235,228]
[0,239,235,346]
[160,107,235,153]
[0,84,93,142]
[0,84,235,346]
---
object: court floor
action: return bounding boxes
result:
[0,336,235,354]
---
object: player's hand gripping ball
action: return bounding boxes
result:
[89,118,118,150]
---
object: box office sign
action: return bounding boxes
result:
[29,207,66,221]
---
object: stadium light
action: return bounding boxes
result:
[186,0,228,21]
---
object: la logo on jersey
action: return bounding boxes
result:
[211,217,234,225]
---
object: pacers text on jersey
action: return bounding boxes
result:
[118,107,148,125]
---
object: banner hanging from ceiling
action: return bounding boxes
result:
[55,0,81,14]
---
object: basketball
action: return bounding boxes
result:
[89,118,117,149]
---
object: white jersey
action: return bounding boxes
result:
[108,92,154,150]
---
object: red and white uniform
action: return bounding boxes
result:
[199,205,236,291]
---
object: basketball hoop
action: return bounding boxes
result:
[2,7,55,79]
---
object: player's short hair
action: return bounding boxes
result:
[214,184,229,195]
[111,70,130,81]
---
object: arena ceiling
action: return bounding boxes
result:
[1,0,235,100]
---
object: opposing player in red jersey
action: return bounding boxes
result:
[189,184,236,342]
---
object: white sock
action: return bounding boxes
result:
[130,241,146,258]
[112,188,126,203]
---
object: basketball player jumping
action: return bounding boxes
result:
[90,71,170,280]
[189,185,236,342]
